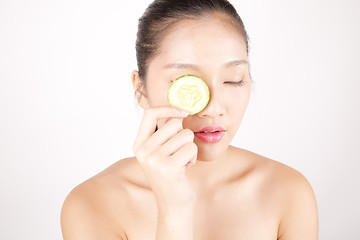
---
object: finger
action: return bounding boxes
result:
[170,142,198,168]
[185,156,197,168]
[159,128,194,156]
[133,106,189,152]
[145,118,184,152]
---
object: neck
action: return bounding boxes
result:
[185,145,235,193]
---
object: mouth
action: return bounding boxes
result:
[194,126,225,143]
[197,130,223,133]
[195,126,225,133]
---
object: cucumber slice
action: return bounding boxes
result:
[167,74,210,115]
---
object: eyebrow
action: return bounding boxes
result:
[224,60,248,67]
[163,63,200,70]
[163,60,248,70]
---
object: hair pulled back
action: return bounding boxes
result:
[136,0,249,82]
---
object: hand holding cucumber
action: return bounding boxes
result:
[131,76,210,238]
[132,106,198,209]
[133,75,209,209]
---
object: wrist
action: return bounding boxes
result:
[156,207,195,240]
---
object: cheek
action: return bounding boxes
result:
[146,83,170,106]
[226,89,250,121]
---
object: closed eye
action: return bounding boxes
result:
[224,80,245,87]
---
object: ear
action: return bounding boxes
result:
[132,70,150,109]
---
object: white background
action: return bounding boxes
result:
[1,0,359,239]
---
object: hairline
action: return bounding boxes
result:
[141,11,248,84]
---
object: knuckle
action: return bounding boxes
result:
[138,152,155,169]
[146,153,156,165]
[147,150,164,164]
[158,165,171,175]
[167,118,183,130]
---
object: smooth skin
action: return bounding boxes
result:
[61,13,318,240]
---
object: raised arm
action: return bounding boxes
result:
[132,106,198,239]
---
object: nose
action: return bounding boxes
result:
[197,85,225,118]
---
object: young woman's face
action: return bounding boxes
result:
[141,15,251,162]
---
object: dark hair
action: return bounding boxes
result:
[136,0,249,84]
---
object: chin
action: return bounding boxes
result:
[194,138,230,162]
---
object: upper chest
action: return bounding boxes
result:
[120,183,281,240]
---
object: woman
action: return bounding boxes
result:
[61,0,318,239]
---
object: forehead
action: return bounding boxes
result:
[152,15,248,68]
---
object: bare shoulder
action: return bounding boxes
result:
[234,147,316,192]
[234,147,319,239]
[61,157,143,240]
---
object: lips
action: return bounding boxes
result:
[194,126,225,143]
[195,126,224,133]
